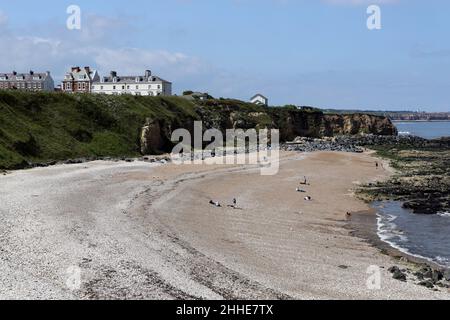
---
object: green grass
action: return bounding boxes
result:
[0,91,199,169]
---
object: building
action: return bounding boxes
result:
[250,93,268,106]
[0,71,54,92]
[62,66,100,93]
[91,70,172,96]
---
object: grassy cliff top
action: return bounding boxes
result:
[0,91,203,169]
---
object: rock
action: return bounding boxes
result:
[393,270,407,282]
[421,267,433,279]
[140,118,165,154]
[444,269,450,282]
[436,282,449,289]
[338,265,349,270]
[418,280,434,289]
[414,271,424,281]
[388,266,401,274]
[432,270,444,283]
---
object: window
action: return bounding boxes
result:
[100,86,104,90]
[122,86,125,90]
[136,85,139,89]
[157,85,161,89]
[113,85,116,90]
[127,85,130,89]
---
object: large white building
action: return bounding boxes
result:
[92,70,172,96]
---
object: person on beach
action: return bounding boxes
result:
[304,196,312,201]
[376,162,379,169]
[228,198,238,208]
[209,200,221,207]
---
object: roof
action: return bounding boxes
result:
[95,72,171,85]
[63,67,98,82]
[250,93,268,101]
[98,76,170,84]
[0,71,51,82]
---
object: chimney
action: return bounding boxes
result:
[110,71,117,78]
[145,70,152,78]
[12,71,17,75]
[84,66,90,74]
[71,66,80,73]
[30,70,34,75]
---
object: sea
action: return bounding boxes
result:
[375,121,449,267]
[393,120,450,139]
[374,202,450,267]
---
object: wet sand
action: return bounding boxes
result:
[0,151,448,299]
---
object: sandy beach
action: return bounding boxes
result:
[0,151,448,299]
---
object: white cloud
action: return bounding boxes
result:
[0,11,7,26]
[0,13,207,91]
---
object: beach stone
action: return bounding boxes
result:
[388,266,400,274]
[419,280,434,289]
[443,269,450,282]
[432,270,444,283]
[436,282,449,289]
[392,270,407,282]
[414,271,424,280]
[420,267,433,279]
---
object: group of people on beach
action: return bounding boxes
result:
[297,176,312,201]
[209,198,238,209]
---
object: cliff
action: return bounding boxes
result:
[0,91,397,169]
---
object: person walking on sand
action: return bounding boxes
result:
[376,162,379,169]
[301,176,308,185]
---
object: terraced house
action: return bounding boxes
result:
[92,70,172,96]
[0,71,54,92]
[62,66,100,93]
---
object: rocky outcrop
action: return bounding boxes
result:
[323,113,397,136]
[140,105,398,155]
[140,118,164,155]
[358,137,450,215]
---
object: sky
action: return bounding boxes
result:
[0,0,449,111]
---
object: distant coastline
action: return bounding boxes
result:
[392,120,450,123]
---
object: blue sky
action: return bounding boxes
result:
[0,0,449,111]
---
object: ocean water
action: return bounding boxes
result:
[374,201,450,267]
[393,121,450,139]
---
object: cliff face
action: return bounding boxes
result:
[0,91,396,169]
[140,101,398,153]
